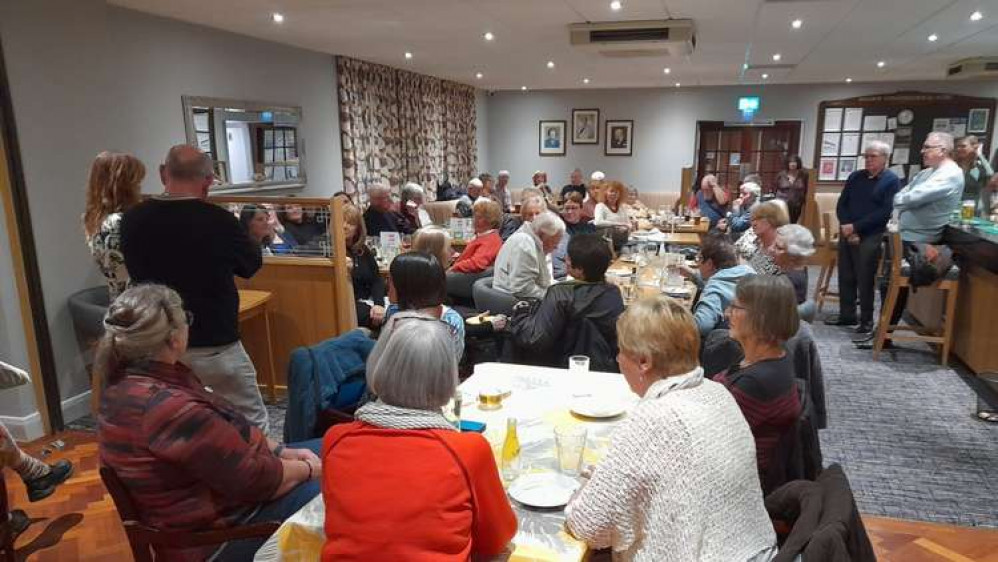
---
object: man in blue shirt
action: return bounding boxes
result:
[828,141,899,334]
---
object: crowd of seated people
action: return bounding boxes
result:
[79,144,945,561]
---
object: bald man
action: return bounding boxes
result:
[121,145,269,430]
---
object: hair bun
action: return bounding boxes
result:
[104,307,137,330]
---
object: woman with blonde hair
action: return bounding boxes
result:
[96,284,322,561]
[82,151,145,298]
[735,199,790,275]
[413,225,453,269]
[566,295,776,561]
[342,203,386,328]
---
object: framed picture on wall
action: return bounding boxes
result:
[605,120,634,156]
[539,120,567,156]
[572,108,600,144]
[968,108,990,133]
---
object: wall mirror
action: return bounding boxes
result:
[182,96,306,190]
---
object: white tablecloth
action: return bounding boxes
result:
[254,362,637,562]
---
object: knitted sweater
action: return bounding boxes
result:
[565,369,777,562]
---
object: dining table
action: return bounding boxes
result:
[253,362,640,562]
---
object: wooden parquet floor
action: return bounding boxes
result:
[4,430,998,561]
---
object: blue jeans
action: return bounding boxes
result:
[213,438,323,561]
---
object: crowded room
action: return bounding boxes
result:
[3,0,998,560]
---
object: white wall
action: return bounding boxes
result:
[0,0,344,434]
[486,81,998,193]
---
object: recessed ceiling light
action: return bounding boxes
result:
[546,61,555,69]
[772,53,782,62]
[610,0,622,11]
[521,86,527,91]
[663,67,671,74]
[791,19,803,29]
[475,72,483,79]
[675,82,681,87]
[404,51,413,60]
[583,78,590,84]
[483,31,494,41]
[272,12,284,23]
[845,77,853,83]
[762,73,769,79]
[928,33,938,42]
[877,60,885,68]
[970,11,983,21]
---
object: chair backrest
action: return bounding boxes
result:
[100,466,155,562]
[424,200,459,226]
[888,230,903,278]
[820,212,836,246]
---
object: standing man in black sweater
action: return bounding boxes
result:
[121,145,269,431]
[830,140,899,335]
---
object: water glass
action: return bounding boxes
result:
[554,426,587,476]
[569,355,590,374]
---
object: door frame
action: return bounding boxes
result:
[0,38,63,433]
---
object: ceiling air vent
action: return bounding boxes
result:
[946,57,998,80]
[569,19,696,57]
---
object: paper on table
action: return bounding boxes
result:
[821,133,840,156]
[843,108,863,131]
[840,132,860,155]
[863,115,887,131]
[824,108,843,132]
[892,148,909,165]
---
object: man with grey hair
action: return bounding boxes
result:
[364,183,410,236]
[561,168,587,201]
[122,144,269,430]
[827,140,899,333]
[493,210,565,299]
[399,182,430,230]
[456,178,484,218]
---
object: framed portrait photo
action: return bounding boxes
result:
[538,120,567,156]
[605,120,634,156]
[968,108,990,134]
[572,108,600,145]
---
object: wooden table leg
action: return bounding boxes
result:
[262,305,278,403]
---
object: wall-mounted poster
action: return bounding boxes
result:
[968,108,989,133]
[932,118,951,133]
[951,119,967,137]
[863,115,887,131]
[821,133,840,156]
[837,158,856,180]
[861,132,895,154]
[895,127,912,144]
[824,108,843,132]
[572,109,599,144]
[819,157,838,181]
[887,117,897,131]
[843,108,863,131]
[840,132,861,156]
[605,120,634,156]
[856,155,865,170]
[539,120,567,156]
[892,148,909,165]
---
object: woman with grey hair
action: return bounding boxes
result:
[320,314,517,559]
[493,210,566,299]
[771,224,815,304]
[96,284,322,561]
[399,182,430,231]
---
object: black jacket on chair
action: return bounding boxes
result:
[765,464,876,562]
[508,281,624,372]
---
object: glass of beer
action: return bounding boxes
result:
[961,200,976,222]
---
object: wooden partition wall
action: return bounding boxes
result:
[208,195,356,389]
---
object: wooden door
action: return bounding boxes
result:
[696,121,802,198]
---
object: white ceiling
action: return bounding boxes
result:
[109,0,998,90]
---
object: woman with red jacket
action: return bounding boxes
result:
[321,312,517,561]
[446,198,505,303]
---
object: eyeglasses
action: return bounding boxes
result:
[921,144,943,151]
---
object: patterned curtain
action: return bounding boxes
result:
[337,56,477,203]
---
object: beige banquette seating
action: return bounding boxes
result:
[423,200,459,225]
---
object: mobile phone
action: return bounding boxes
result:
[459,420,486,433]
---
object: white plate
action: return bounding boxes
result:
[508,472,579,508]
[663,286,693,298]
[570,395,627,418]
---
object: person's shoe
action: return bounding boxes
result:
[855,321,874,334]
[856,339,893,351]
[851,330,876,343]
[8,509,29,537]
[24,459,74,502]
[824,314,858,327]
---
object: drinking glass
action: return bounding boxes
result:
[961,200,976,222]
[554,426,587,476]
[569,355,590,374]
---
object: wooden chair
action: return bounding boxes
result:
[99,466,279,562]
[0,472,16,562]
[872,232,960,365]
[812,212,840,313]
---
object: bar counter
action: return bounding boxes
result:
[910,221,998,374]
